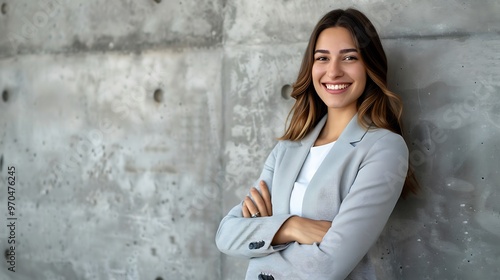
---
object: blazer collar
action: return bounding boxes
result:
[299,113,369,148]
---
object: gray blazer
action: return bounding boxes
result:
[216,115,409,280]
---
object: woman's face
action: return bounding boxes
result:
[312,27,367,114]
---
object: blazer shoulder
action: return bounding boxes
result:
[363,127,408,150]
[278,139,301,149]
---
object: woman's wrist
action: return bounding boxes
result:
[272,216,299,245]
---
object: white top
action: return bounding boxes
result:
[290,141,336,216]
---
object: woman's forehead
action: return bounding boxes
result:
[315,27,357,50]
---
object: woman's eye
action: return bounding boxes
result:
[315,56,328,61]
[344,56,358,61]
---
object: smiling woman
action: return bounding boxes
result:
[312,27,367,134]
[216,8,418,280]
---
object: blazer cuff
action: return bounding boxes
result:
[216,213,294,258]
[247,214,294,258]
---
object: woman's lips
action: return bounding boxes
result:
[323,83,351,93]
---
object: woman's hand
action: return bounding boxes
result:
[242,181,273,218]
[272,216,331,245]
[241,181,330,245]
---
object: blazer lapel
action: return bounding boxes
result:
[301,114,370,218]
[339,113,370,147]
[272,116,327,214]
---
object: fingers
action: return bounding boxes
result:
[244,196,260,217]
[241,181,273,218]
[242,202,251,218]
[249,187,268,216]
[259,181,273,215]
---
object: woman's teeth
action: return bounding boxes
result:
[326,84,350,90]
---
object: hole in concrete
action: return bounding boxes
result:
[153,89,163,103]
[1,3,6,15]
[2,89,8,102]
[155,277,164,280]
[4,248,8,260]
[154,0,162,3]
[281,84,293,100]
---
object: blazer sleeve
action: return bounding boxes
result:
[215,142,294,258]
[252,132,409,279]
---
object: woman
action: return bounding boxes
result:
[216,8,418,280]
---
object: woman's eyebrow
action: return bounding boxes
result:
[314,48,358,54]
[339,48,358,54]
[314,49,330,54]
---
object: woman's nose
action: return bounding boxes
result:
[327,60,343,78]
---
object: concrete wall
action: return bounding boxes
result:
[0,0,498,279]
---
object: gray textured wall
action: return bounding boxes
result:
[0,0,499,279]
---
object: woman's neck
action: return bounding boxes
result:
[314,107,357,146]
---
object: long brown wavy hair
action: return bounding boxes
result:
[280,8,418,197]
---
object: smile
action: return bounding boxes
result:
[324,83,350,90]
